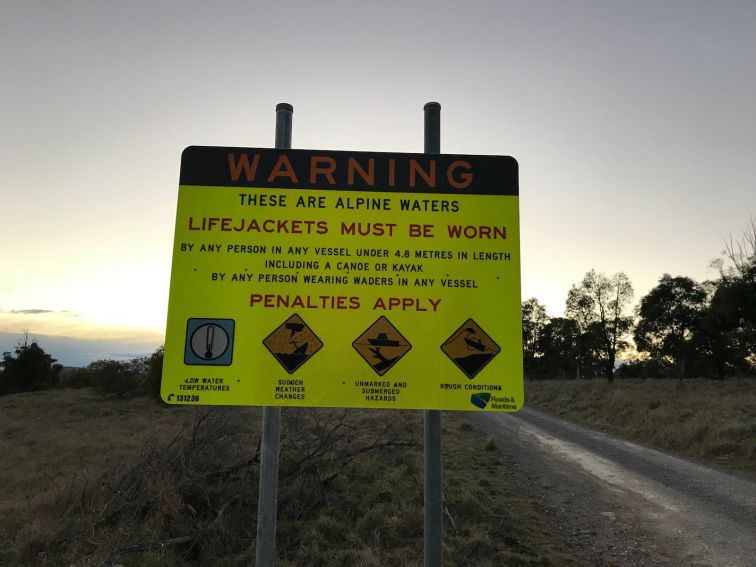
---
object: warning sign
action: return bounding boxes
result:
[352,316,412,376]
[162,146,523,411]
[263,314,323,374]
[441,319,501,379]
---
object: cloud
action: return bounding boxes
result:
[106,352,149,360]
[1,308,79,316]
[0,310,163,346]
[10,309,53,314]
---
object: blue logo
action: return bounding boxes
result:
[470,392,492,409]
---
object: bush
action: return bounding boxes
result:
[143,345,164,401]
[57,367,91,388]
[89,359,145,398]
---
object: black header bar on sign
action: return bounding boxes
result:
[180,146,518,196]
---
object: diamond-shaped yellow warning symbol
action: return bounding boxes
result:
[263,314,323,374]
[441,319,501,379]
[352,316,412,376]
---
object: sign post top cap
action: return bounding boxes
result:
[424,102,441,111]
[276,103,293,112]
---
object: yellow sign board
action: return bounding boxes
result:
[162,147,522,411]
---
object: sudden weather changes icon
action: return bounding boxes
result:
[441,319,501,379]
[185,318,235,366]
[353,316,412,376]
[263,314,324,374]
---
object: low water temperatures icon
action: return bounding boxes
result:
[184,318,235,366]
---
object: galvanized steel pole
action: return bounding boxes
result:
[423,101,443,567]
[255,102,292,567]
[274,103,293,151]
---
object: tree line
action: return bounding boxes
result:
[523,220,756,381]
[0,337,164,399]
[2,222,754,393]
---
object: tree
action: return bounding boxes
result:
[538,317,581,379]
[0,335,62,395]
[634,274,707,378]
[566,270,634,382]
[702,219,756,378]
[521,298,549,378]
[700,275,756,379]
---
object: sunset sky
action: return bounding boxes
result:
[2,1,754,365]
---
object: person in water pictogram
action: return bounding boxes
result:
[464,327,487,352]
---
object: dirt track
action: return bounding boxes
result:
[470,408,756,567]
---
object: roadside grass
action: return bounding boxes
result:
[0,388,581,566]
[525,378,756,476]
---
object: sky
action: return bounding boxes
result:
[1,1,754,366]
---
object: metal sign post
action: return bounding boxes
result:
[255,102,293,567]
[423,101,443,567]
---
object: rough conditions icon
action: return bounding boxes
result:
[441,319,500,379]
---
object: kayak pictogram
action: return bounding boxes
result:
[441,319,501,379]
[352,316,412,376]
[184,318,235,366]
[263,314,324,374]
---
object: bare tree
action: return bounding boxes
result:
[723,216,756,282]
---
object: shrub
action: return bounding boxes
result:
[143,345,164,401]
[58,367,92,389]
[89,359,145,398]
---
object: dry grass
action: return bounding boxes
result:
[525,378,756,476]
[0,389,213,563]
[0,388,582,566]
[0,392,201,516]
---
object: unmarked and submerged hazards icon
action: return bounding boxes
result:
[353,317,412,376]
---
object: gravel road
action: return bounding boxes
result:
[470,408,756,567]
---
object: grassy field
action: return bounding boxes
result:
[0,388,581,566]
[525,378,756,476]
